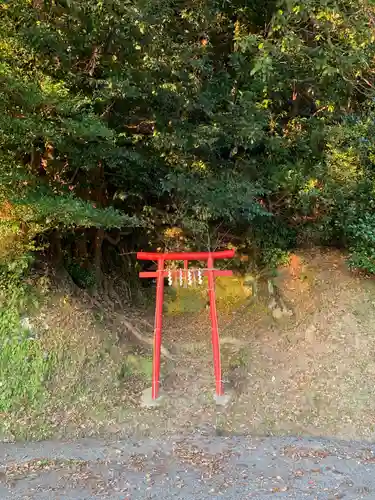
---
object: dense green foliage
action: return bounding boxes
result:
[1,0,375,281]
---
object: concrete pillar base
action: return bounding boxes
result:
[214,391,233,407]
[140,387,164,408]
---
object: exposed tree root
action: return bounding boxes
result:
[113,314,175,360]
[219,337,247,347]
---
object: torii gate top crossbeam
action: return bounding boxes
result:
[136,249,235,261]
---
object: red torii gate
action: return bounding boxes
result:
[137,249,235,403]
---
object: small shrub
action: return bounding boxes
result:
[0,255,52,413]
[66,261,96,289]
[347,213,375,274]
[0,328,52,412]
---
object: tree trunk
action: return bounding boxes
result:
[74,230,88,266]
[50,229,63,266]
[93,227,105,286]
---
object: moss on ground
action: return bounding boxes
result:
[164,276,253,315]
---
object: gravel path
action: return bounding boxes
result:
[1,434,375,499]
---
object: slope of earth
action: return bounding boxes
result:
[3,248,375,443]
[117,248,375,441]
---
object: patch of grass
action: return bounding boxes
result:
[228,347,249,370]
[221,344,250,374]
[118,354,152,382]
[0,332,53,413]
[165,286,206,314]
[0,261,53,420]
[215,276,253,311]
[164,276,254,315]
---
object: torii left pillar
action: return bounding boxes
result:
[137,249,235,407]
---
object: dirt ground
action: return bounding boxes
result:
[119,248,375,441]
[4,248,375,443]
